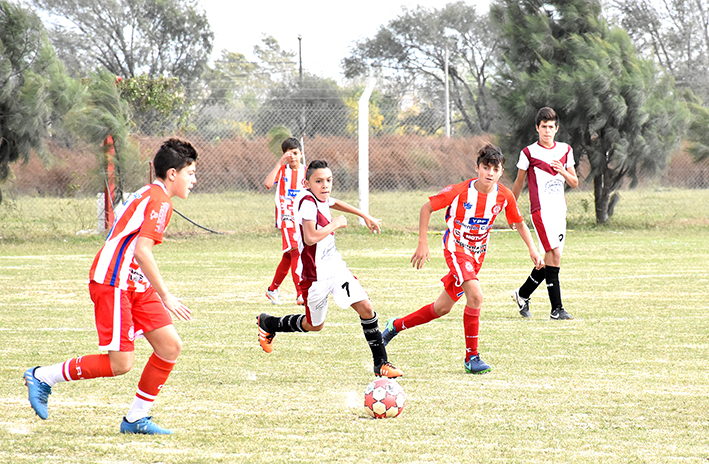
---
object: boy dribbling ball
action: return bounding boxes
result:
[257,160,403,379]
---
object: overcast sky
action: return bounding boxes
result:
[198,0,490,82]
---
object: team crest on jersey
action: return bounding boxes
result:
[492,204,502,215]
[128,326,135,342]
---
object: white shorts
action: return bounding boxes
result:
[531,209,566,254]
[300,268,368,327]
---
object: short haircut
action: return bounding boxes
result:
[306,159,329,180]
[153,138,198,179]
[477,143,505,167]
[281,137,302,153]
[535,107,559,127]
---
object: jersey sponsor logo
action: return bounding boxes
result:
[287,188,299,197]
[544,179,565,195]
[128,266,145,283]
[155,202,170,233]
[454,238,487,255]
[463,202,473,209]
[467,217,489,226]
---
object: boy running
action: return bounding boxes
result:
[23,138,198,435]
[510,107,578,319]
[263,137,306,305]
[382,144,543,374]
[257,160,403,379]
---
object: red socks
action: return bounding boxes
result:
[64,354,114,381]
[394,303,439,331]
[136,353,175,402]
[269,252,292,291]
[463,306,481,361]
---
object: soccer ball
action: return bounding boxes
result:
[363,378,405,418]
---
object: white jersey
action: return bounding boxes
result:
[294,190,346,282]
[518,141,575,214]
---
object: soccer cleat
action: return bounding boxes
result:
[24,367,52,420]
[296,295,304,305]
[381,318,399,347]
[464,355,492,375]
[265,288,282,305]
[257,313,276,353]
[511,289,531,318]
[120,416,173,435]
[374,361,403,379]
[550,308,573,320]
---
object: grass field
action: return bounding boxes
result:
[1,224,708,463]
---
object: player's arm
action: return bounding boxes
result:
[301,217,347,246]
[511,220,544,269]
[331,199,381,234]
[134,236,192,321]
[263,153,289,189]
[551,161,579,189]
[411,201,433,270]
[512,169,527,200]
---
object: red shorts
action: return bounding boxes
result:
[281,227,298,252]
[89,281,173,352]
[441,251,481,302]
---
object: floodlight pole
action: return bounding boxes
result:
[298,34,305,149]
[445,42,450,138]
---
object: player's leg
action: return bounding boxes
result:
[256,279,323,353]
[537,210,572,320]
[266,247,292,305]
[460,279,491,374]
[120,289,180,435]
[289,248,304,304]
[382,283,457,346]
[24,282,129,420]
[512,210,546,317]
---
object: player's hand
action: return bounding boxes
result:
[364,215,382,234]
[332,215,348,229]
[411,243,430,270]
[531,251,545,270]
[161,293,192,321]
[551,160,564,173]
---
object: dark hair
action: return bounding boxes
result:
[535,107,559,127]
[477,143,505,167]
[306,159,329,180]
[281,137,302,153]
[153,138,198,179]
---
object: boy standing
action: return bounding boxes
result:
[257,160,403,379]
[263,137,306,305]
[24,138,198,435]
[510,107,578,319]
[382,144,543,374]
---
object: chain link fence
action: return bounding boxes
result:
[2,99,709,239]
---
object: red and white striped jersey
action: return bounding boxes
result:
[272,165,305,230]
[294,190,344,282]
[517,141,574,213]
[430,179,523,263]
[89,181,172,292]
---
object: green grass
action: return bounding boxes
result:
[1,228,708,463]
[2,187,709,240]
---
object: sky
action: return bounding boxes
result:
[198,0,490,83]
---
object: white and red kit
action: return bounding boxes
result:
[294,190,367,326]
[89,181,174,351]
[271,164,305,252]
[517,141,575,252]
[430,179,524,300]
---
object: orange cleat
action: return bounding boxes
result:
[374,361,403,378]
[257,313,275,353]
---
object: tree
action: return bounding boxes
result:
[0,0,84,202]
[119,74,189,135]
[610,0,709,102]
[30,0,213,94]
[492,0,689,224]
[343,1,500,134]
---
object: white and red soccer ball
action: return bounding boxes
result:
[364,378,405,418]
